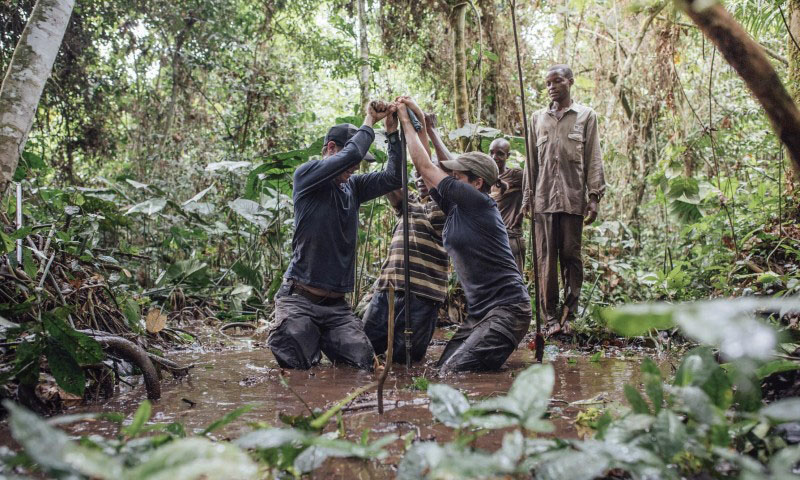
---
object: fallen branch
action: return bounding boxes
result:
[78,330,161,400]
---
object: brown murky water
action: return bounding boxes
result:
[3,334,675,479]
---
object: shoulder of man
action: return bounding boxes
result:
[572,101,598,117]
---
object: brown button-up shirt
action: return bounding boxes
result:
[522,101,605,216]
[491,167,524,236]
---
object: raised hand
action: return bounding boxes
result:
[366,100,392,126]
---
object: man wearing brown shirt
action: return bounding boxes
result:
[521,64,605,336]
[489,138,525,274]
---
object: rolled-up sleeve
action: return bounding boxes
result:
[583,112,605,201]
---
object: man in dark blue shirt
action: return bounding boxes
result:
[269,101,402,370]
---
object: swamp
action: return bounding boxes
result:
[1,0,800,478]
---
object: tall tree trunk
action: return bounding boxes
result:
[789,0,800,189]
[452,3,470,150]
[357,0,371,113]
[0,0,75,195]
[681,0,800,179]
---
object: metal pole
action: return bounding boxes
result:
[399,118,413,371]
[16,182,23,265]
[510,0,544,363]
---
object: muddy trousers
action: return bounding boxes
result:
[508,232,525,275]
[268,285,374,370]
[437,302,532,372]
[534,212,584,322]
[362,290,440,364]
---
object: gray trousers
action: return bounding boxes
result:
[437,302,532,372]
[268,284,374,370]
[534,213,584,322]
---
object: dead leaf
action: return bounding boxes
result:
[146,307,167,333]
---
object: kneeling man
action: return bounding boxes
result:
[269,101,400,369]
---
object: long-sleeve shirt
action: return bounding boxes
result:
[375,193,448,302]
[284,126,402,293]
[522,101,605,216]
[491,167,525,236]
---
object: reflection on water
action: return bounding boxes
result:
[3,339,674,478]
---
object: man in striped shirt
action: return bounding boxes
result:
[362,173,448,363]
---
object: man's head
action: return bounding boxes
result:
[441,152,499,194]
[322,123,375,184]
[414,170,430,197]
[545,64,574,106]
[489,138,511,173]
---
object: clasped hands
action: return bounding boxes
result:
[365,96,427,134]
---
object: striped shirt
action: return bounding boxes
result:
[375,193,449,302]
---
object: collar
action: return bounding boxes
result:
[547,100,581,115]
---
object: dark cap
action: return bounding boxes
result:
[323,123,375,161]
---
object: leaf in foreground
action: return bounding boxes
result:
[127,437,258,480]
[4,400,124,478]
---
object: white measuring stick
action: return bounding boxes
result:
[16,182,23,264]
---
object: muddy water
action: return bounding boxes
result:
[8,336,674,478]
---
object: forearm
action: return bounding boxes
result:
[428,127,454,162]
[402,119,446,189]
[295,127,374,194]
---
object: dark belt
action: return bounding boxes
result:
[288,281,345,306]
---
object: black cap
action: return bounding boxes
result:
[323,123,375,162]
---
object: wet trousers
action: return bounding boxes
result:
[268,284,374,370]
[534,212,584,322]
[508,232,525,275]
[437,302,532,372]
[362,290,441,364]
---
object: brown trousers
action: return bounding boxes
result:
[534,213,583,322]
[508,233,525,275]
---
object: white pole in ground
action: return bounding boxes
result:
[15,182,23,264]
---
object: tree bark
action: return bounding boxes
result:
[357,0,371,113]
[790,0,799,107]
[452,3,470,150]
[680,0,800,179]
[0,0,75,195]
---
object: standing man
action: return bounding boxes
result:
[489,138,526,274]
[522,64,605,337]
[269,101,401,370]
[362,172,448,364]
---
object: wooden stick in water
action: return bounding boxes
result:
[377,286,395,414]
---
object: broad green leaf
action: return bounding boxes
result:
[604,298,800,360]
[15,340,41,386]
[471,364,555,432]
[202,404,256,435]
[122,298,144,333]
[650,409,688,460]
[756,359,800,379]
[125,198,167,216]
[205,161,253,172]
[231,261,263,290]
[43,310,103,365]
[0,231,13,254]
[44,341,85,397]
[183,184,216,205]
[235,428,314,450]
[123,401,152,437]
[624,384,650,414]
[759,398,800,423]
[125,437,258,480]
[534,449,610,480]
[293,434,396,473]
[427,384,470,427]
[4,401,123,478]
[228,198,271,230]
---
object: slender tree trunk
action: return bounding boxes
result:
[452,3,470,150]
[0,0,75,195]
[681,0,800,180]
[787,0,800,190]
[357,0,371,113]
